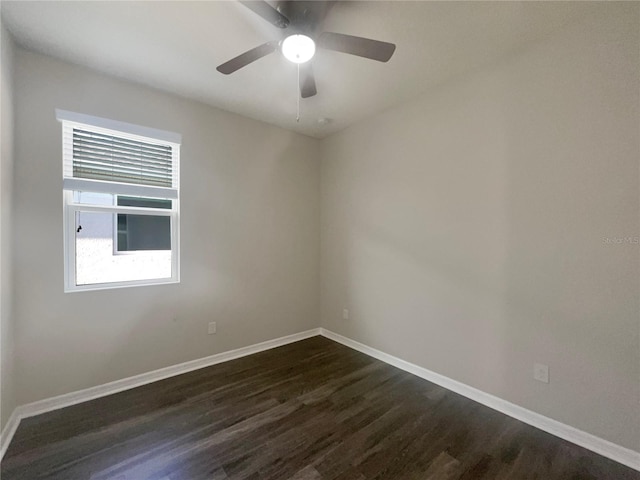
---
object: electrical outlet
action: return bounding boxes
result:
[342,308,349,320]
[208,322,217,335]
[533,363,549,383]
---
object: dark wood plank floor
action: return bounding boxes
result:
[2,336,638,480]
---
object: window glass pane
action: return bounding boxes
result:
[75,211,172,286]
[117,196,172,209]
[73,191,114,205]
[116,214,171,251]
[73,192,173,209]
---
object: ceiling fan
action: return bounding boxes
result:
[216,1,396,99]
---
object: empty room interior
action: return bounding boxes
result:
[0,1,639,478]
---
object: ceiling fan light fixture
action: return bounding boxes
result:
[282,34,315,64]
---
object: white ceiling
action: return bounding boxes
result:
[1,1,607,138]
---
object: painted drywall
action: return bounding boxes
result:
[12,49,320,406]
[1,21,16,430]
[320,5,640,451]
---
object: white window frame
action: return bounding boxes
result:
[58,110,181,292]
[113,208,128,255]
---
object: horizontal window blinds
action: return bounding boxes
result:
[58,112,180,199]
[67,127,175,187]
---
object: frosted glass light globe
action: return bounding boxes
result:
[281,35,316,64]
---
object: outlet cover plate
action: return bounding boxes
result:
[534,363,549,383]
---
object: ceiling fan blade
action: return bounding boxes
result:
[217,42,278,75]
[299,63,317,98]
[239,1,290,29]
[318,32,396,62]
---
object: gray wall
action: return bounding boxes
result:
[12,49,320,406]
[320,6,639,450]
[1,21,15,430]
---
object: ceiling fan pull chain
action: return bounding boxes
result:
[296,63,300,123]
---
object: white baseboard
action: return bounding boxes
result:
[0,327,321,460]
[2,326,638,472]
[0,409,21,460]
[319,328,640,472]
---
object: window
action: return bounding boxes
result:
[58,110,181,292]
